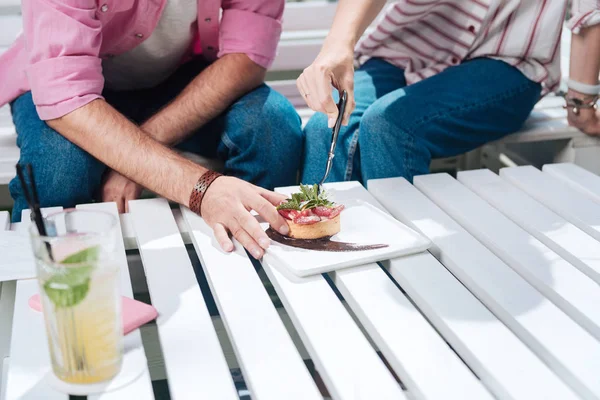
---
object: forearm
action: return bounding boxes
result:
[48,100,204,206]
[142,54,266,146]
[570,24,600,85]
[324,0,387,50]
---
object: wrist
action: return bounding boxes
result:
[171,162,208,207]
[322,36,356,57]
[567,79,600,96]
[188,170,223,215]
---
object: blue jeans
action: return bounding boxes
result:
[302,58,542,185]
[9,59,303,222]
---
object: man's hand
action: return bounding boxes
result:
[297,45,356,128]
[201,176,289,259]
[101,169,144,213]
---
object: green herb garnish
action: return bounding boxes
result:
[43,246,99,308]
[60,245,100,264]
[277,184,334,211]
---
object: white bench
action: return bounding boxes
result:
[2,162,600,399]
[1,1,600,187]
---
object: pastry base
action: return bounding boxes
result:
[286,215,341,240]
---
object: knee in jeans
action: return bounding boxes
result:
[266,93,304,148]
[234,85,303,148]
[303,112,330,143]
[361,97,418,138]
[361,102,395,135]
[10,126,103,209]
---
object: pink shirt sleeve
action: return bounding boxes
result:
[22,0,104,120]
[218,0,284,69]
[568,0,600,34]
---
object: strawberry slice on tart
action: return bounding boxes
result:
[276,184,345,240]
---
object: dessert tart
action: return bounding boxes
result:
[276,185,345,240]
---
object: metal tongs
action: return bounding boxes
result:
[317,90,348,195]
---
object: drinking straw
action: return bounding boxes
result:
[16,164,54,261]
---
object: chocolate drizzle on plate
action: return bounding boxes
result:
[266,228,388,252]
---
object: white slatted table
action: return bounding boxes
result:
[2,163,600,400]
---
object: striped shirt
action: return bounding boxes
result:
[356,0,600,95]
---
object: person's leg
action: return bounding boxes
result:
[301,59,407,184]
[358,58,542,184]
[9,60,215,223]
[206,84,303,190]
[112,59,298,189]
[8,93,106,222]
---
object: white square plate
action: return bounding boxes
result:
[263,182,431,277]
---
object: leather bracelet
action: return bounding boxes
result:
[189,171,223,216]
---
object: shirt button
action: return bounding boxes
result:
[451,57,459,65]
[135,33,144,38]
[205,18,211,22]
[100,4,108,12]
[468,25,476,33]
[207,46,214,50]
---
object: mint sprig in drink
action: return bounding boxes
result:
[31,210,123,384]
[43,246,97,308]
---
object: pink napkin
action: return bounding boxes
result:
[29,294,158,335]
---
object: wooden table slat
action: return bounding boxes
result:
[333,263,494,400]
[416,173,600,341]
[13,208,63,234]
[128,199,238,400]
[0,210,14,400]
[76,202,154,400]
[1,357,9,400]
[6,208,67,400]
[368,177,600,400]
[458,169,600,284]
[261,261,406,400]
[6,280,68,400]
[0,211,9,230]
[382,251,579,400]
[543,163,600,204]
[501,166,600,242]
[181,205,321,400]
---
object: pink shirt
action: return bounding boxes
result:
[0,0,284,120]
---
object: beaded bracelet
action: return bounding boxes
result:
[563,94,599,116]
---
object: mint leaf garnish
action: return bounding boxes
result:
[277,185,335,211]
[61,246,100,264]
[43,271,91,308]
[43,246,99,308]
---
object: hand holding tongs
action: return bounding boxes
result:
[317,90,348,195]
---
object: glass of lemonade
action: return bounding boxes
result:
[29,210,123,384]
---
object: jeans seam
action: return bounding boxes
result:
[403,129,416,177]
[220,132,241,154]
[345,129,360,181]
[407,80,540,135]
